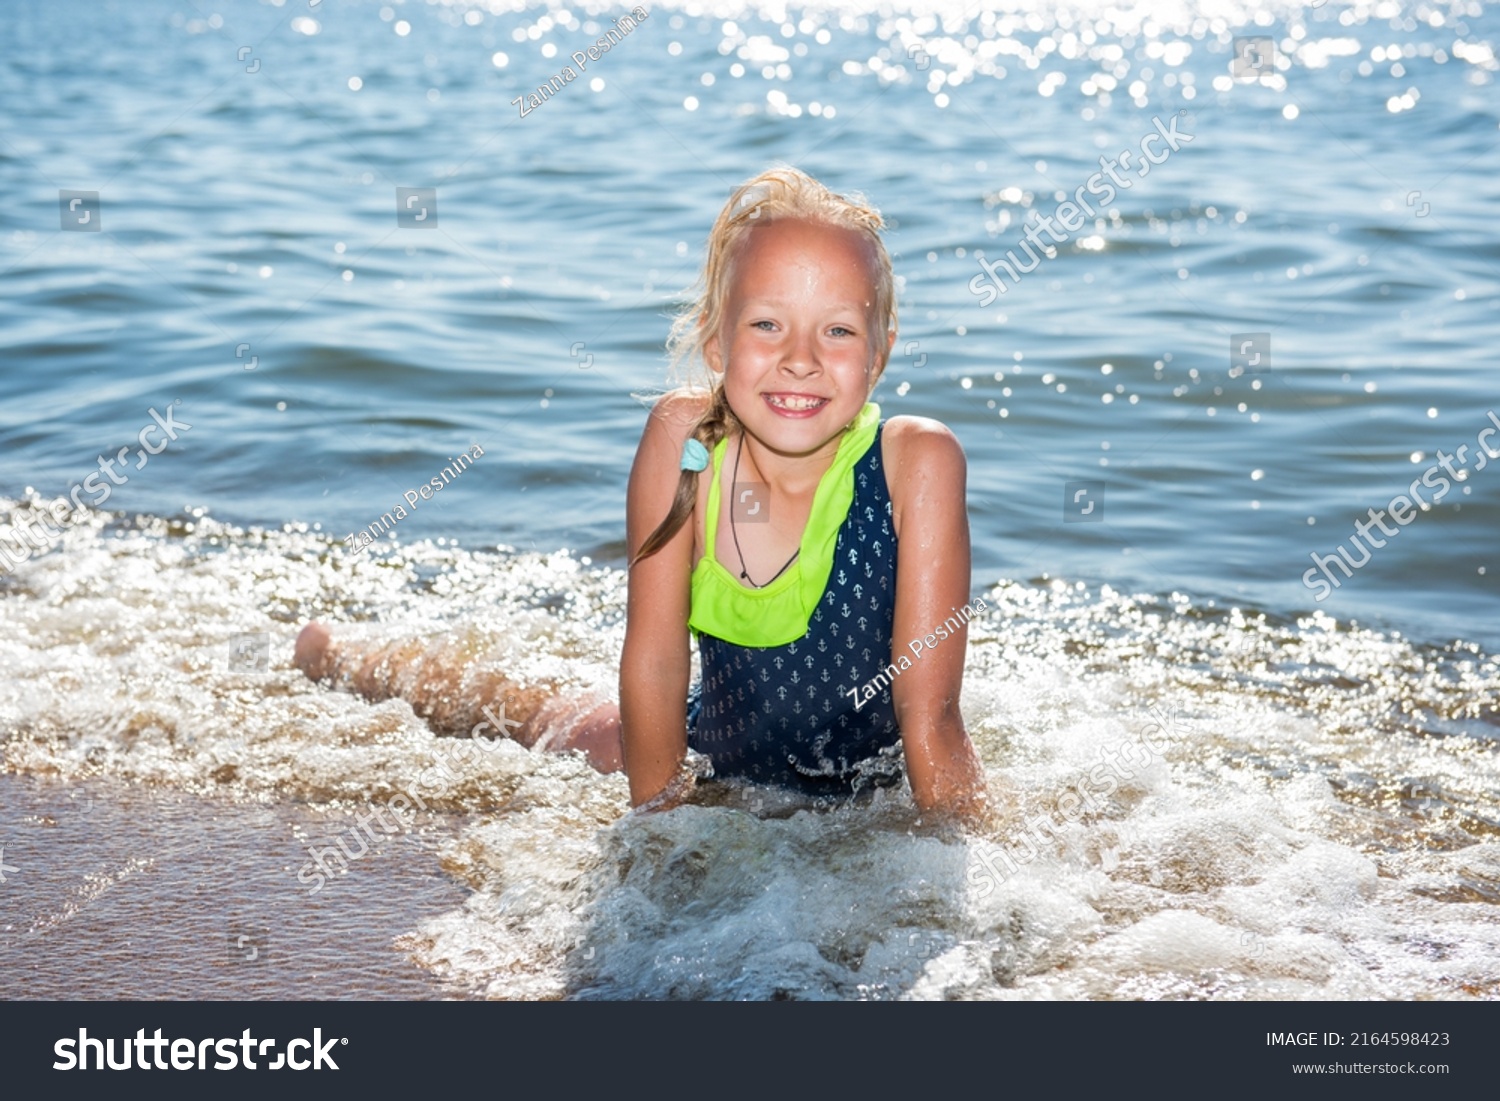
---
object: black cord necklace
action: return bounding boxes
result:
[730,432,799,588]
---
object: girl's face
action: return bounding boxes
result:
[704,217,892,460]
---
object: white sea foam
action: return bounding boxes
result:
[1,503,1496,999]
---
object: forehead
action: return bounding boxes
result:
[727,218,880,301]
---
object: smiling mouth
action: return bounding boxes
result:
[763,393,829,412]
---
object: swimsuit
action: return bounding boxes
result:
[685,403,903,797]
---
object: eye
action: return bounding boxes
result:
[751,320,777,331]
[828,325,857,338]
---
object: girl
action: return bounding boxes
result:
[295,167,986,819]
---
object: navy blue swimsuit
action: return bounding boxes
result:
[686,424,903,796]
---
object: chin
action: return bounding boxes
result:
[747,414,858,456]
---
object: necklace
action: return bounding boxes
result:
[729,432,800,589]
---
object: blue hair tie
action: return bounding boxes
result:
[680,438,709,472]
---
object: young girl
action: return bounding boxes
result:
[295,167,986,819]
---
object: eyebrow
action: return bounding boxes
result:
[733,298,871,313]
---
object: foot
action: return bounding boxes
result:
[294,621,334,681]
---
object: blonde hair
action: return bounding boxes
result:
[632,166,897,567]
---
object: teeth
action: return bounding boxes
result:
[767,394,825,410]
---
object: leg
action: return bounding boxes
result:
[294,622,623,772]
[551,702,624,773]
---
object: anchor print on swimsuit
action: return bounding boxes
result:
[688,424,907,797]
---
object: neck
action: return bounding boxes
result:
[739,429,847,499]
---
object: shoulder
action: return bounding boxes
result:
[881,414,966,479]
[627,389,713,550]
[632,388,711,468]
[879,415,967,535]
[651,387,713,427]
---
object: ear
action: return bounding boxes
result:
[870,327,896,388]
[704,321,725,376]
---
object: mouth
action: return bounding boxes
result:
[762,392,830,416]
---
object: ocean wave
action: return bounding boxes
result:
[2,506,1495,998]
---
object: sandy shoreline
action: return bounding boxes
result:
[0,772,473,1000]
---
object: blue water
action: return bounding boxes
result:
[3,1,1499,1001]
[3,0,1497,643]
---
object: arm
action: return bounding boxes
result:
[885,417,988,821]
[619,392,703,807]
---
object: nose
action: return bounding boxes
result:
[778,327,820,376]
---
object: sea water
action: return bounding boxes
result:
[2,0,1497,999]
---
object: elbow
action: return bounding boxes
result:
[893,688,962,736]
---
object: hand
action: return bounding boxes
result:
[629,764,698,814]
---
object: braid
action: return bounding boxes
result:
[630,387,738,567]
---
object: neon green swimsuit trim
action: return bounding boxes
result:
[689,402,881,648]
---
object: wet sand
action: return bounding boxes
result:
[0,772,474,1000]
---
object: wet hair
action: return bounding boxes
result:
[631,165,897,567]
